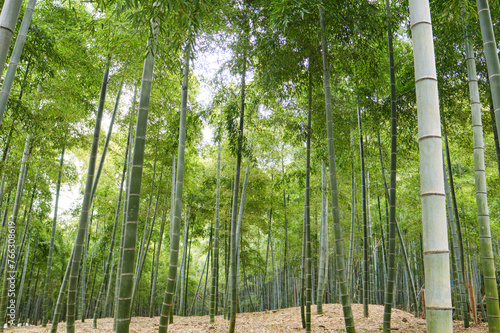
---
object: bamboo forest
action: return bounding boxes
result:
[0,0,500,332]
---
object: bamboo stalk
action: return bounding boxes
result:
[304,61,312,333]
[66,58,110,333]
[319,6,355,332]
[50,248,74,333]
[357,103,369,317]
[114,124,134,330]
[464,31,500,330]
[0,0,37,124]
[116,22,158,332]
[0,135,31,331]
[476,0,500,142]
[0,0,23,87]
[131,169,162,313]
[228,17,248,331]
[93,132,129,328]
[149,187,169,317]
[90,80,124,200]
[408,0,453,330]
[317,160,327,315]
[210,141,222,322]
[158,35,192,333]
[42,146,65,326]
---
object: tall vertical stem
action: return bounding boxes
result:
[443,159,468,326]
[228,24,247,333]
[50,248,74,333]
[149,188,168,317]
[93,132,128,328]
[464,34,500,331]
[42,146,65,326]
[317,160,328,314]
[319,6,355,332]
[304,65,312,333]
[408,0,453,331]
[357,102,369,317]
[116,23,158,331]
[0,135,31,331]
[66,58,109,333]
[158,35,192,333]
[0,0,23,85]
[476,0,500,142]
[210,141,221,323]
[0,0,37,124]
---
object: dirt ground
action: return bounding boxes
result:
[8,304,488,332]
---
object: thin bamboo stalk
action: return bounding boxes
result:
[15,231,30,324]
[116,23,158,332]
[19,232,38,326]
[50,248,74,333]
[476,0,500,142]
[93,133,128,328]
[464,32,500,330]
[210,141,222,323]
[91,81,123,200]
[442,122,468,314]
[319,6,355,332]
[235,165,250,313]
[178,200,193,316]
[42,146,65,326]
[317,160,327,315]
[131,169,162,313]
[304,60,312,333]
[0,135,31,331]
[189,249,210,316]
[158,36,192,333]
[348,157,355,293]
[357,103,369,317]
[229,24,247,332]
[382,0,398,328]
[66,58,109,333]
[149,188,169,317]
[201,227,212,315]
[104,255,114,317]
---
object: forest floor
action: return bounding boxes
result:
[8,303,488,332]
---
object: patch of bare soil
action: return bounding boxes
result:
[7,304,488,332]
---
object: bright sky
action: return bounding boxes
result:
[54,38,231,218]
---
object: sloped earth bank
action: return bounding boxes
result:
[8,304,487,332]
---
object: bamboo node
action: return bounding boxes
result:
[426,306,453,311]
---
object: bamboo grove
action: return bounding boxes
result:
[0,0,499,332]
